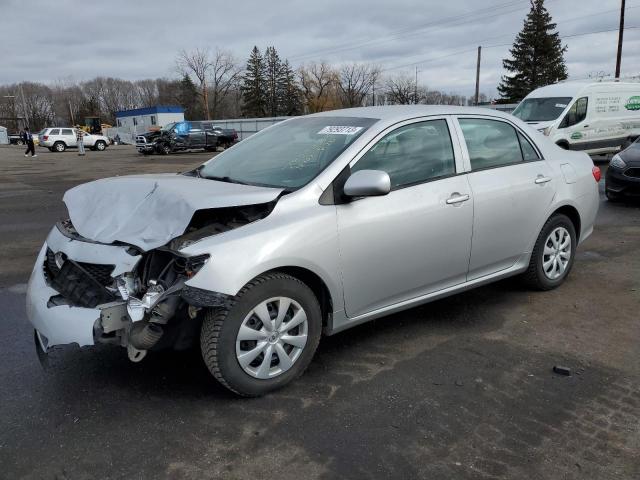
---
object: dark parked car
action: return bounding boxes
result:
[9,132,25,145]
[605,138,640,200]
[136,121,238,155]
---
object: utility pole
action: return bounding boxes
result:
[68,99,75,125]
[372,78,376,106]
[475,46,482,105]
[414,66,418,104]
[616,0,625,78]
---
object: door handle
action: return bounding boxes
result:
[583,125,589,128]
[535,175,552,184]
[446,193,470,205]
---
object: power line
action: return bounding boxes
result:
[289,0,535,62]
[383,25,640,73]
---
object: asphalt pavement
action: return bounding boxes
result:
[0,144,638,479]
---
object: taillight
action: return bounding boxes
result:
[43,135,48,141]
[592,166,601,182]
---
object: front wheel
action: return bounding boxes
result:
[200,272,322,396]
[522,214,576,290]
[158,143,171,155]
[94,140,106,151]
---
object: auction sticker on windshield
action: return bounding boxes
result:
[318,126,364,135]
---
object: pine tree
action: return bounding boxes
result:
[241,46,267,117]
[178,74,201,120]
[279,60,302,116]
[264,46,284,117]
[497,0,567,102]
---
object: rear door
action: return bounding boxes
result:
[454,116,556,280]
[61,128,76,147]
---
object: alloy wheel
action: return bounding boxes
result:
[235,296,308,379]
[542,227,571,280]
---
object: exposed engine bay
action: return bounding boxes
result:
[33,199,277,362]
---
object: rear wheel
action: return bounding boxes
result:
[200,272,322,396]
[522,214,576,290]
[53,142,66,152]
[16,139,24,146]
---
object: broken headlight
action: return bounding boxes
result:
[185,254,210,278]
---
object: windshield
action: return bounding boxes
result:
[199,116,377,189]
[512,97,572,122]
[161,122,176,132]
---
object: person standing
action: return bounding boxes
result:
[76,128,86,156]
[23,127,36,157]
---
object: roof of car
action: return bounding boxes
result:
[309,105,513,123]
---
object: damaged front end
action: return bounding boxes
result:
[27,198,276,363]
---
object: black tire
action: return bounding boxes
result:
[158,143,171,155]
[16,139,24,146]
[522,213,577,291]
[53,141,66,152]
[95,140,106,151]
[200,272,322,397]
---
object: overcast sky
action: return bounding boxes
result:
[1,0,638,98]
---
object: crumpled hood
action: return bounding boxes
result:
[63,173,283,250]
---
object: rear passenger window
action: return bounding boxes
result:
[352,119,455,189]
[459,118,524,170]
[49,129,60,135]
[61,129,73,135]
[518,132,540,161]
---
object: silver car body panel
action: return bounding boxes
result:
[27,106,600,349]
[63,173,284,250]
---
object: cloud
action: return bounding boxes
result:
[1,0,638,97]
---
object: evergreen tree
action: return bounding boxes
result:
[279,60,302,116]
[497,0,567,102]
[241,46,267,117]
[264,46,285,117]
[178,74,201,120]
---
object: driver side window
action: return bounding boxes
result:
[351,119,456,190]
[560,97,588,128]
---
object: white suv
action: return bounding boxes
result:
[39,128,109,152]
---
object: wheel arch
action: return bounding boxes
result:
[262,266,334,334]
[556,140,570,150]
[550,204,581,241]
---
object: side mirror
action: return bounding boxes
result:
[343,169,391,198]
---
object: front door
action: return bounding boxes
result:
[188,122,205,148]
[336,118,473,318]
[455,117,557,280]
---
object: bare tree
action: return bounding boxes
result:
[176,48,213,119]
[384,74,423,105]
[135,79,159,107]
[336,63,380,108]
[208,49,242,119]
[298,62,338,113]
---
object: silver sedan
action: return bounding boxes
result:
[27,106,600,396]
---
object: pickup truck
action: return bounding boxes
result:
[136,121,238,155]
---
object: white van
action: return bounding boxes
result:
[512,80,640,154]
